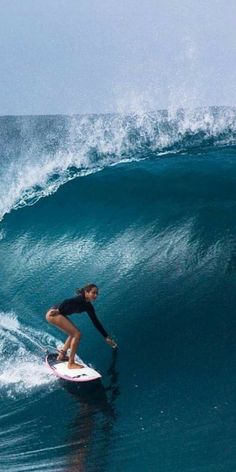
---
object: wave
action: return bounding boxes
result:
[0,106,236,221]
[0,312,58,398]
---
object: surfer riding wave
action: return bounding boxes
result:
[46,283,117,369]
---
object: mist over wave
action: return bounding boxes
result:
[0,106,236,221]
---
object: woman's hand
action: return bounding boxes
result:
[106,336,117,349]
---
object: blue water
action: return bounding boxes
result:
[1,107,236,471]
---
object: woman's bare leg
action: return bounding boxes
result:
[46,309,83,368]
[63,335,73,352]
[58,335,73,360]
[68,331,81,367]
[57,336,72,361]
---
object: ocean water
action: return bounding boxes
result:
[1,107,236,471]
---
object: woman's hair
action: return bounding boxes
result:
[76,283,98,295]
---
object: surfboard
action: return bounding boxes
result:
[46,352,102,382]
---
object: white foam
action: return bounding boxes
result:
[0,108,236,221]
[0,312,57,397]
[0,359,54,393]
[0,312,20,331]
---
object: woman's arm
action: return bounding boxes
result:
[86,306,117,348]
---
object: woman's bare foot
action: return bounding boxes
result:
[68,362,84,369]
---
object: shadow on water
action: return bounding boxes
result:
[61,350,120,472]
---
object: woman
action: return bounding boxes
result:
[46,283,117,369]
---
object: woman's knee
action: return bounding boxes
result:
[73,330,81,341]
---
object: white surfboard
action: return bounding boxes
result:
[46,352,101,382]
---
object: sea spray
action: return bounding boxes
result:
[0,312,57,396]
[1,107,236,221]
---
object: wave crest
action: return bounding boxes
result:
[0,106,235,220]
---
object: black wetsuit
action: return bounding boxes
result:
[54,292,108,338]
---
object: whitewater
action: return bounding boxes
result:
[1,107,236,472]
[1,106,236,221]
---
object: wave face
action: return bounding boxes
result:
[1,108,236,472]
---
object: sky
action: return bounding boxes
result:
[0,0,236,115]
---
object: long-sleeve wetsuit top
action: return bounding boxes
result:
[55,292,108,338]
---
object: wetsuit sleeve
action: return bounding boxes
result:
[86,304,108,338]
